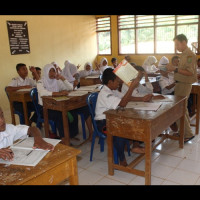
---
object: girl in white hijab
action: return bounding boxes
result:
[78,62,100,78]
[142,56,158,73]
[36,64,79,140]
[99,57,111,74]
[158,56,169,70]
[51,61,62,74]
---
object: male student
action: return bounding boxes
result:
[6,63,37,124]
[95,68,143,166]
[0,107,54,161]
[29,66,41,82]
[166,34,197,143]
[111,57,118,69]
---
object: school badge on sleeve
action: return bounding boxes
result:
[187,56,192,63]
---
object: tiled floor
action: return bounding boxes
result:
[3,108,200,185]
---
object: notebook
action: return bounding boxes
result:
[113,59,138,86]
[126,102,162,111]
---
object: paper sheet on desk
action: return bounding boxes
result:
[0,138,61,166]
[85,75,100,79]
[68,90,89,96]
[77,84,102,91]
[152,93,173,102]
[126,102,162,111]
[16,88,32,92]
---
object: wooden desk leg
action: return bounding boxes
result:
[196,92,200,135]
[107,133,114,176]
[9,101,16,125]
[23,101,29,125]
[179,114,185,149]
[145,130,151,185]
[43,107,50,138]
[69,157,79,185]
[62,111,70,146]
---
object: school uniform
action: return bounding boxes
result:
[121,82,153,97]
[99,58,113,74]
[95,85,128,162]
[8,76,37,124]
[0,124,29,148]
[159,73,175,95]
[79,62,100,78]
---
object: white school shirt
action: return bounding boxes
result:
[8,76,36,87]
[159,73,175,95]
[37,79,73,106]
[121,82,153,97]
[79,69,101,78]
[0,124,29,149]
[95,85,124,120]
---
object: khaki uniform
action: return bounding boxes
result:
[174,47,197,138]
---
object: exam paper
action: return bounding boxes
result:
[77,84,102,91]
[85,75,100,79]
[16,88,32,92]
[126,102,162,111]
[0,138,61,166]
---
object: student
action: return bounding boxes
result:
[95,68,143,166]
[142,56,158,74]
[6,63,37,124]
[111,57,118,69]
[0,107,54,161]
[171,56,180,67]
[158,57,175,95]
[61,60,80,89]
[37,64,93,141]
[124,55,132,63]
[99,57,111,74]
[51,62,62,75]
[78,62,100,78]
[29,66,41,83]
[121,66,154,99]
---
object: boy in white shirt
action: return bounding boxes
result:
[95,68,143,166]
[6,63,37,125]
[0,107,54,161]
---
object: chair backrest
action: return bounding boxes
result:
[30,88,41,118]
[87,92,106,139]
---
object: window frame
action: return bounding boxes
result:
[117,15,200,55]
[96,16,112,56]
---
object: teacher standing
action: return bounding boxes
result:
[167,34,197,143]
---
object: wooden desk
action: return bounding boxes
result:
[80,76,101,86]
[0,143,81,185]
[42,94,88,145]
[104,95,186,185]
[7,90,32,126]
[190,82,200,135]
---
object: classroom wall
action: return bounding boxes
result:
[96,15,200,66]
[0,15,97,114]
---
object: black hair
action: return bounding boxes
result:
[130,62,137,67]
[197,58,200,62]
[134,65,145,72]
[35,67,41,71]
[16,63,26,71]
[102,68,117,85]
[171,56,179,63]
[111,57,117,63]
[173,34,188,43]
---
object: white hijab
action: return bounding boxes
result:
[158,56,169,68]
[61,60,77,83]
[142,56,158,73]
[79,62,93,77]
[42,64,59,92]
[99,57,109,73]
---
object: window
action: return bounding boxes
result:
[117,15,199,54]
[118,15,135,54]
[96,17,111,55]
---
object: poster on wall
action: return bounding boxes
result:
[7,21,30,55]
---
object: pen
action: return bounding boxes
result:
[26,150,33,156]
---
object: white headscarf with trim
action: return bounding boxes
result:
[142,56,158,73]
[61,60,77,83]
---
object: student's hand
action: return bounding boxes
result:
[73,80,79,89]
[95,62,100,70]
[142,94,153,102]
[153,95,165,100]
[77,64,81,69]
[33,138,54,151]
[0,148,14,161]
[29,66,37,73]
[166,64,176,72]
[55,73,65,81]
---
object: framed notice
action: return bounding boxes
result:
[7,21,30,55]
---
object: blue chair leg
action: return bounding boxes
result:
[126,140,131,156]
[79,114,86,140]
[18,114,25,125]
[90,131,96,161]
[49,121,57,134]
[99,137,104,152]
[36,121,41,129]
[114,146,119,164]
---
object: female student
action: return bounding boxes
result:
[99,57,111,74]
[0,106,54,161]
[61,60,80,88]
[37,64,93,141]
[78,62,100,78]
[95,68,143,166]
[142,56,158,74]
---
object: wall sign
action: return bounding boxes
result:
[7,21,30,55]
